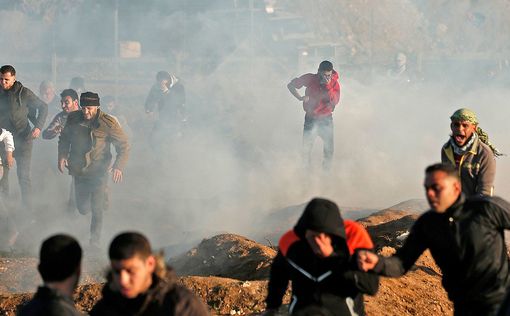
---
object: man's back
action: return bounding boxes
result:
[18,286,82,316]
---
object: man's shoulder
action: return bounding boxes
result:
[19,295,81,316]
[476,140,494,157]
[442,140,452,150]
[98,112,122,129]
[413,210,438,227]
[66,111,83,124]
[466,195,510,211]
[159,283,209,315]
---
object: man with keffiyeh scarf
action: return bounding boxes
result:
[441,108,502,197]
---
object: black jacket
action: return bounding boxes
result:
[266,198,379,316]
[0,81,47,136]
[90,271,209,316]
[17,286,82,316]
[376,195,510,308]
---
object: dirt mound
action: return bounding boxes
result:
[358,199,427,227]
[0,276,291,316]
[180,276,290,315]
[169,234,277,280]
[0,283,103,315]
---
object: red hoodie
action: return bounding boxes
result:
[290,70,341,118]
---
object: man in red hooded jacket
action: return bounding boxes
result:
[288,60,341,170]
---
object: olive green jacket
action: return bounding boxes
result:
[58,110,130,176]
[441,137,496,197]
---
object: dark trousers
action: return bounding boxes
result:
[74,174,107,245]
[454,301,500,316]
[0,131,33,211]
[303,115,334,170]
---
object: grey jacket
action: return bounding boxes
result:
[0,81,48,135]
[441,136,496,197]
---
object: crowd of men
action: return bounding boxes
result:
[2,60,510,315]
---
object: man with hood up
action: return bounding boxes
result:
[0,65,48,212]
[288,61,341,170]
[441,108,500,197]
[264,198,378,316]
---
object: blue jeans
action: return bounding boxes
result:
[303,115,334,170]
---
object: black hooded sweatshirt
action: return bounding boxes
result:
[265,198,379,316]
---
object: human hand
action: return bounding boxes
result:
[29,127,41,139]
[58,158,68,173]
[111,168,123,183]
[259,309,278,316]
[300,95,310,102]
[5,151,14,168]
[306,230,334,258]
[357,250,379,272]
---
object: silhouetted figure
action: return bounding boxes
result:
[18,234,83,316]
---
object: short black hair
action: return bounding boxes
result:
[318,60,333,72]
[60,89,78,101]
[156,71,171,82]
[0,65,16,76]
[38,234,82,282]
[109,232,152,260]
[425,163,459,180]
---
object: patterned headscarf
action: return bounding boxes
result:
[450,108,503,157]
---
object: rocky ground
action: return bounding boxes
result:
[0,201,454,315]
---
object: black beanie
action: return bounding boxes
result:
[80,91,100,107]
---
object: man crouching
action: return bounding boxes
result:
[264,198,379,316]
[90,232,209,316]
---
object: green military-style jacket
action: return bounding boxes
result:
[58,109,130,177]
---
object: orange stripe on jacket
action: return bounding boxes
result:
[344,220,374,255]
[279,230,300,257]
[278,220,373,257]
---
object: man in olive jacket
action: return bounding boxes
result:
[441,108,499,197]
[58,92,129,246]
[0,65,48,211]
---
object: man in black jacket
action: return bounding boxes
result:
[0,65,47,211]
[358,163,510,316]
[18,234,83,316]
[90,232,209,316]
[264,198,379,316]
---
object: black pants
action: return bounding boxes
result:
[0,130,33,211]
[74,174,107,245]
[454,301,501,316]
[303,115,334,170]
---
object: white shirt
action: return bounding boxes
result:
[0,128,15,152]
